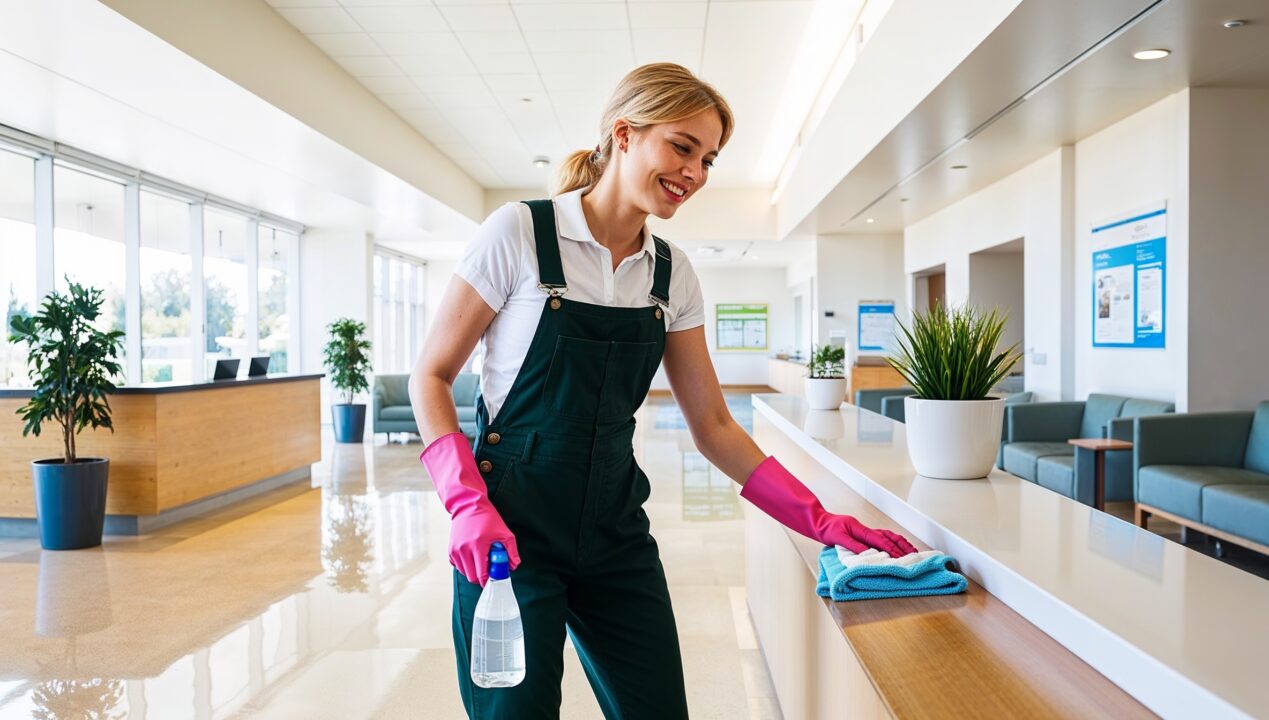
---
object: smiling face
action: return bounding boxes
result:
[614,109,723,219]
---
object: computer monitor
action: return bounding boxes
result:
[247,355,270,377]
[212,358,240,381]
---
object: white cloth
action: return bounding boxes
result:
[455,188,706,423]
[835,547,945,568]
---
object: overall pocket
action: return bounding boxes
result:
[542,336,660,420]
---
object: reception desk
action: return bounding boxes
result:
[0,374,322,534]
[749,394,1267,719]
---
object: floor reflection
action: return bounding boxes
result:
[0,392,780,719]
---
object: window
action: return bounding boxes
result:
[139,190,193,383]
[203,207,250,376]
[53,164,127,380]
[258,225,297,373]
[0,148,36,387]
[373,249,427,373]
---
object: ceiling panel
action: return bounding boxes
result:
[629,2,708,29]
[455,30,530,54]
[512,3,630,32]
[439,4,521,32]
[333,55,403,77]
[468,52,537,74]
[395,51,478,76]
[370,32,464,55]
[344,5,447,33]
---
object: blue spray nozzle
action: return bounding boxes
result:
[488,542,510,580]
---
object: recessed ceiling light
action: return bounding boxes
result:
[747,255,760,261]
[951,164,968,170]
[865,218,875,224]
[532,156,550,168]
[520,97,533,103]
[1224,20,1247,29]
[1133,49,1171,60]
[899,198,910,203]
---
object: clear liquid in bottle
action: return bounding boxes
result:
[471,542,525,688]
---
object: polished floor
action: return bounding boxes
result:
[0,393,780,719]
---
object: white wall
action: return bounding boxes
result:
[968,251,1026,354]
[905,148,1074,400]
[1187,88,1269,411]
[301,228,373,412]
[1074,92,1189,407]
[650,266,794,390]
[815,234,907,360]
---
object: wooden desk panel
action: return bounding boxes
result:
[1,376,320,519]
[847,363,907,402]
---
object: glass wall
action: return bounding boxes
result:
[0,148,36,387]
[258,225,297,373]
[203,207,250,377]
[53,164,127,380]
[373,250,427,374]
[139,190,193,383]
[0,132,303,387]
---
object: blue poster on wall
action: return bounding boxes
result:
[857,302,896,353]
[1091,204,1166,348]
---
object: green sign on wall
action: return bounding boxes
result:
[716,304,768,351]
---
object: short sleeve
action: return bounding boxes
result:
[667,249,705,332]
[455,203,525,313]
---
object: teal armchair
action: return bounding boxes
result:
[1002,393,1174,507]
[854,387,915,416]
[372,372,480,440]
[1134,403,1269,554]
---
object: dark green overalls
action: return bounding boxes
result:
[453,199,690,719]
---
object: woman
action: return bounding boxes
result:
[409,63,916,719]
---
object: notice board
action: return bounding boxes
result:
[716,304,768,351]
[1092,203,1166,348]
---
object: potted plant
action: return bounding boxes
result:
[9,281,124,550]
[322,317,372,443]
[804,343,848,410]
[888,304,1021,479]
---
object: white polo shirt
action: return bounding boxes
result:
[455,188,705,423]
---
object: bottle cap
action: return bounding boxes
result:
[488,541,510,581]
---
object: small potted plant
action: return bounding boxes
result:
[322,317,372,443]
[9,281,124,550]
[804,343,848,410]
[888,303,1021,479]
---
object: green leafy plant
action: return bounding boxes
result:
[888,303,1021,401]
[806,343,846,379]
[8,281,124,464]
[321,318,372,405]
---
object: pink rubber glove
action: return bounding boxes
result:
[419,432,520,587]
[741,456,918,558]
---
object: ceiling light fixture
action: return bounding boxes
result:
[951,164,969,170]
[1223,20,1246,29]
[520,97,533,103]
[865,218,875,223]
[1133,48,1171,60]
[899,198,909,203]
[532,156,550,168]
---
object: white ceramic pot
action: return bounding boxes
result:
[803,377,848,410]
[903,396,1004,479]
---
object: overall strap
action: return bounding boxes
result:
[521,200,567,292]
[650,235,672,307]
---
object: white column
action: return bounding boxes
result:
[189,204,206,382]
[34,155,54,300]
[246,219,259,359]
[124,182,142,384]
[288,231,302,373]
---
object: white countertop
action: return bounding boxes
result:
[752,393,1268,720]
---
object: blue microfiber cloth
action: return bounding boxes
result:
[815,545,967,602]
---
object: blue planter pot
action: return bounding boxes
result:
[332,404,367,443]
[31,458,109,551]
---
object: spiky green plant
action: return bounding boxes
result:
[887,303,1021,401]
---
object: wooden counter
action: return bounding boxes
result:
[750,394,1269,719]
[1,374,322,530]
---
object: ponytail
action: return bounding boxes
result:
[550,63,733,198]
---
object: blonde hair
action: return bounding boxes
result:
[554,63,734,197]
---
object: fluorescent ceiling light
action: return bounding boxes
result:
[1133,48,1170,60]
[865,218,875,223]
